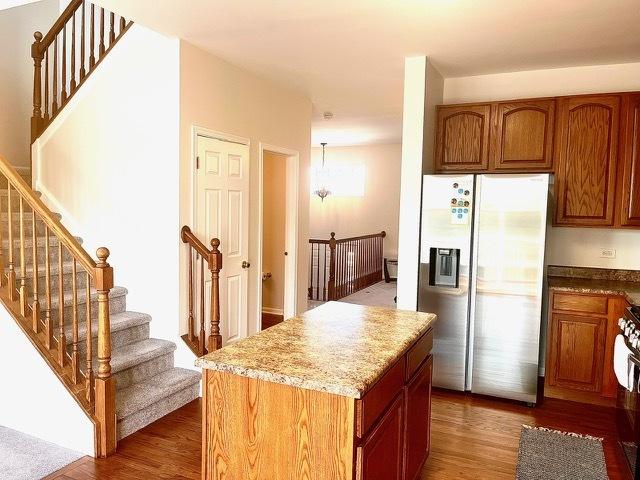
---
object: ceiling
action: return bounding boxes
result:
[94,0,640,146]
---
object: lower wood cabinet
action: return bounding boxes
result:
[403,355,433,480]
[357,394,405,480]
[545,291,628,405]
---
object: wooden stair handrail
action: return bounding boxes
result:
[0,153,116,457]
[0,155,94,272]
[181,226,223,355]
[31,0,133,143]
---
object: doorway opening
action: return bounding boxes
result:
[258,145,299,330]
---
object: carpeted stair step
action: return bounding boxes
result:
[11,260,88,293]
[0,190,42,212]
[63,311,151,356]
[40,285,128,325]
[0,216,48,236]
[2,234,82,266]
[109,338,177,390]
[116,368,201,440]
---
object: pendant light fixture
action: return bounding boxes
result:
[314,142,331,202]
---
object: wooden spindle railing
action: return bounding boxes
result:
[30,0,133,143]
[0,153,116,457]
[308,231,386,302]
[180,226,223,357]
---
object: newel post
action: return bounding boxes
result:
[31,32,44,143]
[328,232,337,301]
[94,247,116,457]
[207,239,223,352]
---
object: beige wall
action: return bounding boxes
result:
[0,0,57,169]
[180,41,312,336]
[262,151,287,312]
[309,143,401,259]
[442,62,640,270]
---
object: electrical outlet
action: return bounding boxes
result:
[600,248,616,259]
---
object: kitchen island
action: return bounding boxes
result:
[195,301,436,480]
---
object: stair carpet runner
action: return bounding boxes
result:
[2,190,201,440]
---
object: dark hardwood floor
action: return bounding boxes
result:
[261,312,284,330]
[47,389,629,479]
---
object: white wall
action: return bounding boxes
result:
[32,25,183,361]
[179,41,312,339]
[443,62,640,270]
[397,57,444,310]
[0,0,57,170]
[0,309,94,455]
[309,143,401,258]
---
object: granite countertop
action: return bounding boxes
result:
[194,302,436,399]
[548,267,640,306]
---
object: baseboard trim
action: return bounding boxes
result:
[262,307,284,316]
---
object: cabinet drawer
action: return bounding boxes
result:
[356,357,406,438]
[552,292,608,315]
[406,328,433,381]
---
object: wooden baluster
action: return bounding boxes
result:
[315,244,320,300]
[109,12,115,44]
[322,244,327,301]
[71,258,79,383]
[31,32,44,142]
[52,35,58,114]
[7,183,16,300]
[94,247,115,457]
[187,248,194,343]
[18,198,27,315]
[120,16,126,33]
[61,24,67,103]
[85,271,94,406]
[58,241,66,366]
[80,0,86,80]
[99,8,105,56]
[89,4,95,68]
[380,232,386,278]
[198,256,205,355]
[307,243,312,300]
[328,233,336,301]
[71,12,77,93]
[208,239,222,352]
[44,226,53,349]
[44,49,49,121]
[31,210,40,332]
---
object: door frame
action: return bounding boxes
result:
[257,143,299,328]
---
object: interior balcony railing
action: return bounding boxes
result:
[308,231,386,302]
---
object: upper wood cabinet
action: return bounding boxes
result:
[619,94,640,227]
[554,95,620,226]
[489,99,555,171]
[435,104,491,171]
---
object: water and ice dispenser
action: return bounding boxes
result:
[428,247,460,288]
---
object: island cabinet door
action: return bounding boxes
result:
[403,355,433,480]
[356,394,404,480]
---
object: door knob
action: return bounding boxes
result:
[242,261,251,269]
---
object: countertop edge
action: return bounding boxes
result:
[548,278,638,305]
[195,317,435,399]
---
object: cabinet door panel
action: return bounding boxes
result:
[548,313,606,392]
[356,395,404,480]
[490,100,555,171]
[620,94,640,226]
[435,104,490,171]
[555,95,620,226]
[403,356,432,480]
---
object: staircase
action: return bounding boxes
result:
[0,158,202,455]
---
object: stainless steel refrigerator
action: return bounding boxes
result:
[418,174,549,404]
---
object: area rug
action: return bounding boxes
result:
[516,425,608,479]
[0,426,84,479]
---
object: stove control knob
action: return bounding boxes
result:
[633,338,639,349]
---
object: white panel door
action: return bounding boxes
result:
[195,135,250,345]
